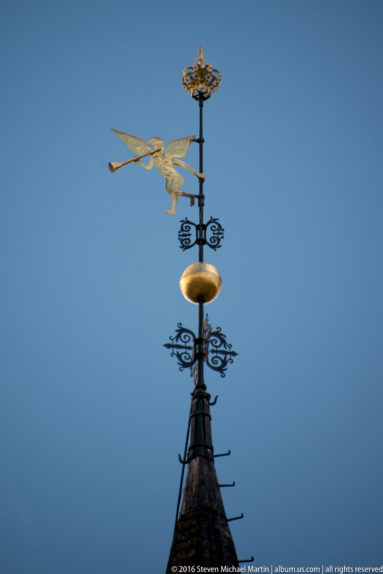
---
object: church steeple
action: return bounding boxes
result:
[164,49,248,572]
[166,385,239,570]
[109,46,252,574]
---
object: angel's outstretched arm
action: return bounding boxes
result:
[137,156,155,171]
[173,159,205,179]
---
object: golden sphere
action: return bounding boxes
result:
[180,262,222,304]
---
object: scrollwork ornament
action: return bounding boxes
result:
[206,328,238,378]
[205,217,224,250]
[164,316,237,379]
[178,216,224,251]
[178,218,197,251]
[163,324,196,371]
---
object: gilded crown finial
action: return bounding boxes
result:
[182,46,222,100]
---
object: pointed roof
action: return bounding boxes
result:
[167,386,239,570]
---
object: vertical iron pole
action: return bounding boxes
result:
[198,94,204,263]
[197,93,205,390]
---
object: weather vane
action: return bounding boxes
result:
[108,131,204,214]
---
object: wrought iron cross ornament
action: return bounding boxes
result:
[164,315,237,379]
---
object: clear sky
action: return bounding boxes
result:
[1,1,383,572]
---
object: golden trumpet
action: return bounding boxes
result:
[108,148,160,173]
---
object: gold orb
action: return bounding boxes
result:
[180,262,222,304]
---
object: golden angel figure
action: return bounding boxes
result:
[109,129,205,214]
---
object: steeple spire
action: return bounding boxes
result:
[166,387,239,570]
[164,48,251,570]
[108,46,252,573]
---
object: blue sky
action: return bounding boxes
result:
[1,1,383,572]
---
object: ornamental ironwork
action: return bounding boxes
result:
[164,315,237,379]
[206,326,238,377]
[163,323,196,371]
[178,217,224,251]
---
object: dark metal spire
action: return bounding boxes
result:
[166,389,239,570]
[166,48,250,572]
[108,45,252,573]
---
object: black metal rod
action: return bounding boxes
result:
[198,94,204,263]
[227,513,244,522]
[239,557,255,564]
[214,450,231,458]
[196,93,205,391]
[174,414,191,530]
[197,301,205,389]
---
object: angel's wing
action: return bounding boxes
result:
[166,135,195,159]
[111,128,151,155]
